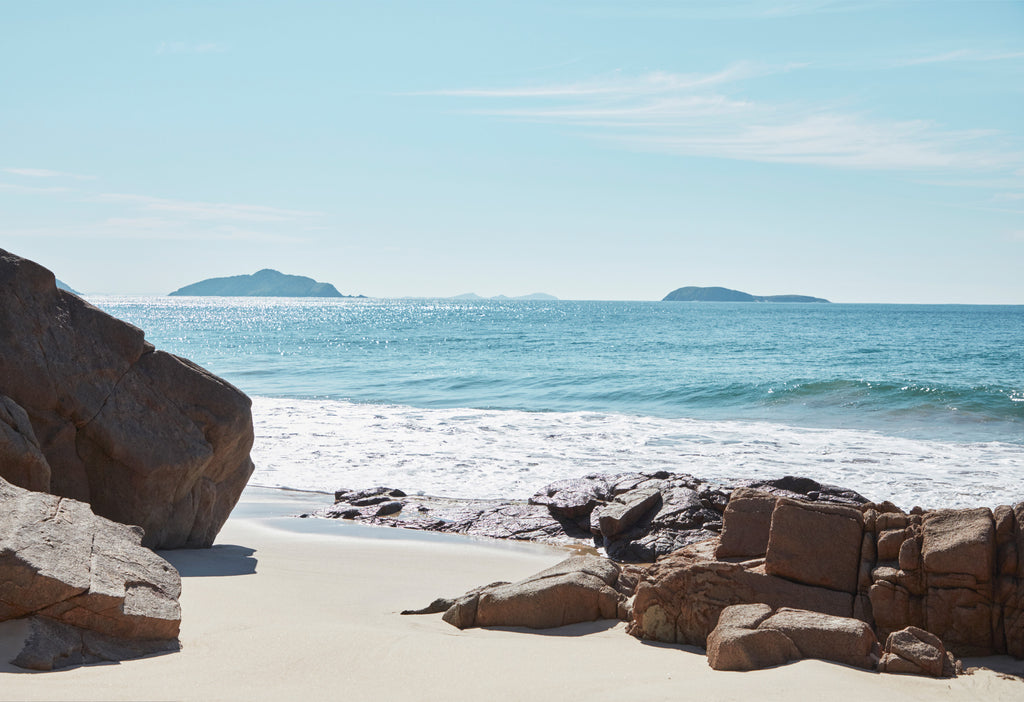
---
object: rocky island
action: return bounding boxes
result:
[663,286,830,303]
[169,268,361,298]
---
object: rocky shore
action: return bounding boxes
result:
[0,249,254,669]
[323,472,1024,678]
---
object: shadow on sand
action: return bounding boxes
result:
[484,619,622,637]
[159,544,258,577]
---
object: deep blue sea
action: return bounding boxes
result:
[89,297,1024,509]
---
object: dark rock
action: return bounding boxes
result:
[0,394,50,492]
[314,472,868,564]
[0,248,254,548]
[595,488,661,538]
[12,617,180,671]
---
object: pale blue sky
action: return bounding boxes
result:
[2,0,1022,302]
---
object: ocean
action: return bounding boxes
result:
[88,296,1024,510]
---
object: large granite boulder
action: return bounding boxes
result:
[0,249,254,548]
[437,556,630,630]
[707,604,880,671]
[878,626,958,677]
[630,488,1024,663]
[0,476,181,669]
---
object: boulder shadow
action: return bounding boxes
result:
[484,619,622,637]
[159,544,258,577]
[963,656,1024,682]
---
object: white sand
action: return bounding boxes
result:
[2,488,1022,701]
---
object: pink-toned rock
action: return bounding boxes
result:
[442,555,624,630]
[0,248,253,548]
[706,604,800,671]
[878,626,956,677]
[707,605,879,671]
[716,488,776,559]
[628,537,853,647]
[765,498,864,593]
[922,508,994,582]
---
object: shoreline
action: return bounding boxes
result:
[2,486,1022,701]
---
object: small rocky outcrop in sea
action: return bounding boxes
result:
[318,472,866,562]
[0,476,182,670]
[0,248,255,549]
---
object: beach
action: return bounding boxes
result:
[3,487,1021,702]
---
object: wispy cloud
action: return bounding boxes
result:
[4,167,94,180]
[419,63,797,98]
[0,182,72,194]
[90,193,322,223]
[575,0,888,21]
[421,66,1023,173]
[897,49,1024,67]
[156,41,228,55]
[4,220,307,244]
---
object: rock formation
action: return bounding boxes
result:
[662,286,830,303]
[628,488,1024,663]
[169,268,358,297]
[408,479,1022,678]
[406,555,640,630]
[0,476,181,670]
[0,248,254,548]
[318,472,866,562]
[706,604,880,671]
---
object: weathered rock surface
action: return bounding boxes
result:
[0,248,254,548]
[878,626,958,678]
[707,604,879,671]
[420,556,631,630]
[630,487,1024,663]
[0,476,181,669]
[0,394,50,492]
[316,471,867,563]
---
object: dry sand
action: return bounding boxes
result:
[2,487,1022,701]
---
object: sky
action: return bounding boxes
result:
[2,0,1022,303]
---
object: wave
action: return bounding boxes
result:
[248,396,1024,510]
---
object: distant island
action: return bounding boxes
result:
[662,286,830,303]
[55,279,80,295]
[452,293,559,301]
[169,269,363,298]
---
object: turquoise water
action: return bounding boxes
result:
[89,297,1024,507]
[94,297,1022,443]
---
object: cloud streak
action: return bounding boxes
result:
[421,66,1023,173]
[4,167,94,180]
[897,49,1024,67]
[90,193,322,223]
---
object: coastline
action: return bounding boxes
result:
[2,487,1022,701]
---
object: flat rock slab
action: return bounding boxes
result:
[0,476,181,670]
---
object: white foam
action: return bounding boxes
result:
[250,397,1024,510]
